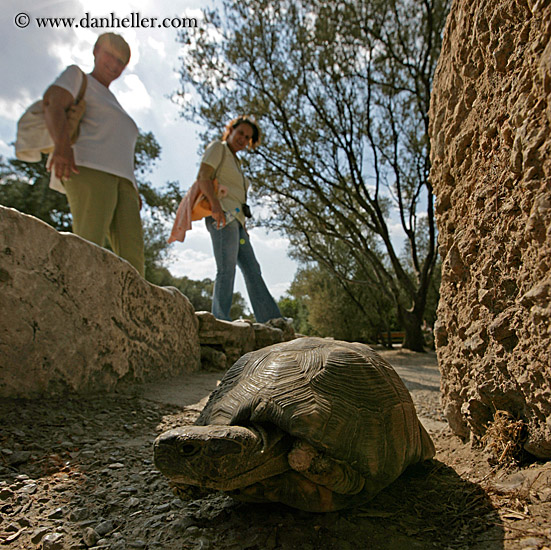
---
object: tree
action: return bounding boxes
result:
[277,294,312,336]
[176,0,450,350]
[0,157,72,231]
[282,264,397,344]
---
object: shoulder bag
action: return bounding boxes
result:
[190,142,227,221]
[15,67,87,163]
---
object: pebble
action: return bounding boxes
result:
[0,487,15,500]
[128,540,147,548]
[120,486,139,495]
[155,503,171,513]
[31,527,50,544]
[83,527,99,547]
[48,507,64,520]
[126,496,141,508]
[14,513,29,526]
[41,532,64,550]
[19,482,38,494]
[8,451,31,465]
[69,508,90,522]
[95,520,115,537]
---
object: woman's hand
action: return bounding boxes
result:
[211,203,226,229]
[43,85,79,180]
[48,141,79,180]
[197,162,226,228]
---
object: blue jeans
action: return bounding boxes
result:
[205,217,282,323]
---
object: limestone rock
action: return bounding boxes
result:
[253,323,286,349]
[196,311,256,366]
[429,0,551,458]
[200,345,227,371]
[265,317,296,342]
[196,312,296,370]
[0,206,200,398]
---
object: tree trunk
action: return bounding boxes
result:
[400,309,426,352]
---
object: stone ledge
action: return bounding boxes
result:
[0,206,201,398]
[196,312,296,370]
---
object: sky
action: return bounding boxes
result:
[0,0,299,312]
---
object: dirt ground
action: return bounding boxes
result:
[1,348,550,550]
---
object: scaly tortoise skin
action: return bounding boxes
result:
[154,337,435,512]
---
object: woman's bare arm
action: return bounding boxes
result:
[197,162,225,228]
[42,85,78,180]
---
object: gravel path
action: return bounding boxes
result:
[1,348,549,550]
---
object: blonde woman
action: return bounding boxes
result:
[43,33,144,276]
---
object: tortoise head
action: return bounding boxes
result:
[154,424,292,491]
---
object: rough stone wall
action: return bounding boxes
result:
[429,0,551,458]
[197,312,296,369]
[0,207,201,397]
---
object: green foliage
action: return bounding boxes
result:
[146,265,249,319]
[277,295,312,336]
[0,156,72,231]
[282,264,398,344]
[176,0,450,350]
[134,130,162,176]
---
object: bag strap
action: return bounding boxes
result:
[216,140,248,196]
[74,68,87,104]
[213,141,227,179]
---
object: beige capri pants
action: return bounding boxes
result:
[64,166,145,276]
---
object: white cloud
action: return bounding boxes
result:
[0,96,33,122]
[269,281,293,300]
[169,246,215,281]
[249,228,289,251]
[0,138,12,158]
[47,33,96,72]
[147,37,165,58]
[116,74,152,113]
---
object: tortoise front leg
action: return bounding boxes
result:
[230,470,337,512]
[287,440,366,495]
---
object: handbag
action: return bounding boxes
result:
[167,143,228,243]
[191,179,220,221]
[190,143,227,221]
[14,67,87,163]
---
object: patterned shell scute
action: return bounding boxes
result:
[197,337,430,479]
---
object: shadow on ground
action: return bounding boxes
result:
[163,458,504,550]
[0,392,505,550]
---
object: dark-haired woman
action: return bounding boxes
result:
[197,116,282,323]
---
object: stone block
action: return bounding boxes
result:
[0,207,200,398]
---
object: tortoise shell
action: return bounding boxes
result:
[196,337,435,487]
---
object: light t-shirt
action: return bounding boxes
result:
[202,140,250,225]
[52,64,139,186]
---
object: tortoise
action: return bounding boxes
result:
[154,337,435,512]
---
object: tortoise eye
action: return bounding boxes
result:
[179,443,199,457]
